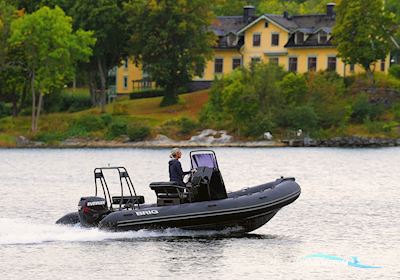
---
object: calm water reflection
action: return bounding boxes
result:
[0,147,399,279]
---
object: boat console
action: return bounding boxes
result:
[150,150,227,206]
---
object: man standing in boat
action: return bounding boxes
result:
[169,148,190,186]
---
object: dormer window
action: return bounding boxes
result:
[318,31,328,44]
[296,32,304,44]
[227,33,238,47]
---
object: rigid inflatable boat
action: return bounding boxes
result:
[57,150,301,233]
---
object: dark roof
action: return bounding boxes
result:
[265,14,335,33]
[210,11,337,49]
[211,16,247,36]
[264,14,336,48]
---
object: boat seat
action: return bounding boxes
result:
[150,182,190,206]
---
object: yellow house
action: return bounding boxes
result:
[116,3,390,94]
[200,3,389,80]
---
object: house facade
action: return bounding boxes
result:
[115,3,390,94]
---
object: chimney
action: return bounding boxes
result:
[283,11,289,19]
[243,6,256,23]
[326,2,336,17]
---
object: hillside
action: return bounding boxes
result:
[0,90,209,147]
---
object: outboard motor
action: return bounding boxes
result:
[78,196,109,227]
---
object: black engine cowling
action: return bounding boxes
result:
[78,196,109,227]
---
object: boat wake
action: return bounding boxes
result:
[0,218,243,245]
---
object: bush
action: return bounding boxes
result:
[178,117,198,134]
[107,119,128,139]
[127,123,150,141]
[100,114,113,126]
[364,119,385,134]
[65,92,92,112]
[0,102,12,118]
[44,90,92,113]
[373,72,400,91]
[34,131,66,143]
[393,103,400,121]
[307,71,348,128]
[72,115,104,133]
[351,94,384,123]
[276,105,319,132]
[389,64,400,79]
[280,73,307,105]
[244,114,276,137]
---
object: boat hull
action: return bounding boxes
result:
[98,178,300,233]
[57,178,300,233]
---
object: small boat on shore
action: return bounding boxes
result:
[57,150,301,233]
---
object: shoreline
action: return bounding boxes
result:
[2,135,399,148]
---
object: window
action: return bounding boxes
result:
[123,76,128,89]
[214,58,223,73]
[271,33,279,46]
[381,59,385,72]
[350,64,355,72]
[264,21,269,28]
[251,57,261,65]
[232,58,242,70]
[269,57,279,65]
[253,33,261,47]
[288,57,298,72]
[319,31,328,44]
[327,56,336,71]
[296,32,304,44]
[227,34,238,46]
[308,57,317,71]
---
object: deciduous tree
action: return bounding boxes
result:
[125,0,215,106]
[68,0,130,112]
[333,0,395,82]
[8,6,95,132]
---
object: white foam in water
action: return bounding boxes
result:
[0,218,241,245]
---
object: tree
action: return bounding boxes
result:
[333,0,395,82]
[387,0,400,62]
[0,0,15,71]
[125,0,215,106]
[0,1,28,117]
[68,0,130,112]
[8,6,95,132]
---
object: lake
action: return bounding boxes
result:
[0,147,399,279]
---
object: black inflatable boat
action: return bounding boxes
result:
[57,150,301,233]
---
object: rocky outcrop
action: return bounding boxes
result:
[189,129,233,144]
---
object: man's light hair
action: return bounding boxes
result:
[170,147,181,158]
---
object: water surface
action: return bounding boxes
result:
[0,148,399,279]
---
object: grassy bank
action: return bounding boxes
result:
[0,90,209,147]
[1,86,399,148]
